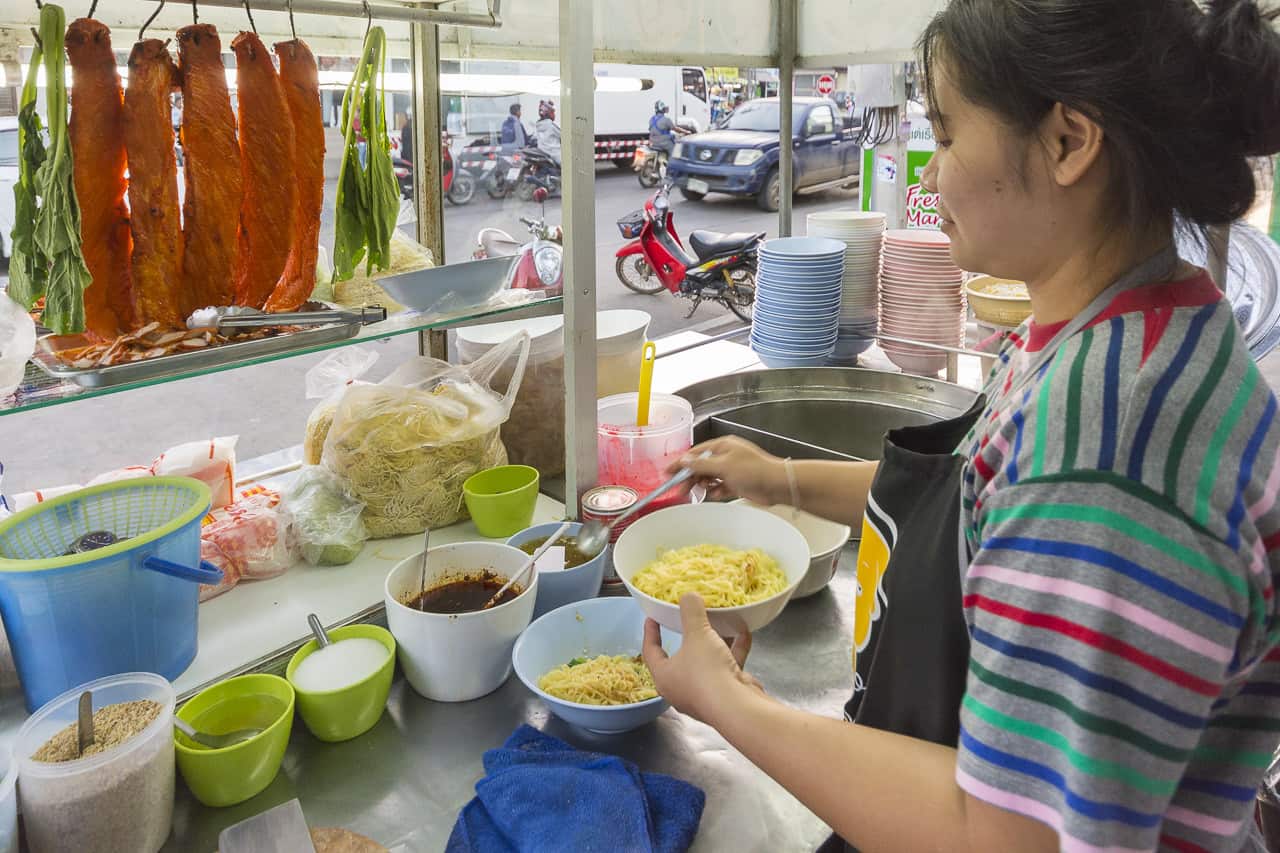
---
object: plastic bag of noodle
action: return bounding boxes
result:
[317,331,531,537]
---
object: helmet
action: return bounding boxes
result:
[655,99,669,113]
[538,100,555,120]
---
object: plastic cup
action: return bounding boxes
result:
[597,393,694,500]
[463,465,541,538]
[286,625,396,743]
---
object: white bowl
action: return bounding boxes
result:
[734,501,852,598]
[385,542,538,702]
[612,504,810,636]
[512,597,682,734]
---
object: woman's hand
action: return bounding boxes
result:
[642,594,766,725]
[670,436,787,504]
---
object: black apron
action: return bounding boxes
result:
[817,247,1181,853]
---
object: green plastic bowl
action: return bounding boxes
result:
[174,674,294,808]
[463,465,540,538]
[285,624,396,743]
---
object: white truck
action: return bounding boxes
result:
[451,64,710,167]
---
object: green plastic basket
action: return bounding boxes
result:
[0,477,213,572]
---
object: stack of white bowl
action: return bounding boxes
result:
[806,210,886,363]
[750,237,846,368]
[880,229,966,375]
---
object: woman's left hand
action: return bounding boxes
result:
[642,594,766,725]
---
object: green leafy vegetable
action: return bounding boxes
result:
[332,26,400,283]
[568,658,586,667]
[8,4,92,335]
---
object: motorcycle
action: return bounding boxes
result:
[514,146,561,201]
[392,144,476,206]
[472,187,564,297]
[614,184,759,322]
[485,150,524,199]
[633,145,667,188]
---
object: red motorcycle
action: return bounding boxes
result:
[614,186,759,321]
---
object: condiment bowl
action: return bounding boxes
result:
[507,522,607,618]
[286,624,396,743]
[385,542,538,702]
[174,673,294,808]
[462,465,540,538]
[612,503,810,636]
[733,501,852,598]
[512,597,681,734]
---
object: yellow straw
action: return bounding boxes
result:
[635,341,657,427]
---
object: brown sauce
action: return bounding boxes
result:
[516,535,592,569]
[407,571,523,614]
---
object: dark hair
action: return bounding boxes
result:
[920,0,1280,228]
[510,104,521,115]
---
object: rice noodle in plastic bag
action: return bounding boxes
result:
[303,347,381,466]
[315,332,530,537]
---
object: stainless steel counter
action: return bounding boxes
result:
[166,548,858,853]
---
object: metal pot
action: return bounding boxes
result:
[675,367,978,461]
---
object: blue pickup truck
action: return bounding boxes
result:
[666,97,861,212]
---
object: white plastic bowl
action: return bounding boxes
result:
[512,597,682,734]
[613,504,810,636]
[385,542,538,702]
[734,501,852,598]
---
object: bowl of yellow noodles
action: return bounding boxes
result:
[612,503,811,636]
[512,597,682,733]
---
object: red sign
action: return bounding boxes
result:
[816,74,836,96]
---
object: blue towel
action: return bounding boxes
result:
[446,725,706,853]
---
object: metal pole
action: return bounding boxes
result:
[1270,156,1279,245]
[410,20,449,359]
[1207,223,1231,292]
[778,0,796,236]
[164,0,501,27]
[560,0,598,517]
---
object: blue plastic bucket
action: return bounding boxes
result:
[0,477,222,711]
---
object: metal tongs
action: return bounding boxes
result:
[187,305,387,333]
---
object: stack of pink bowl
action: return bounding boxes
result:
[879,229,966,375]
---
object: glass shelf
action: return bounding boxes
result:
[1,295,564,418]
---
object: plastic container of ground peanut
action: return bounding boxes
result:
[16,672,176,853]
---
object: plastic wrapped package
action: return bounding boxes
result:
[303,347,381,466]
[284,466,368,565]
[201,490,294,580]
[152,437,238,509]
[314,332,530,537]
[87,467,154,486]
[198,539,241,602]
[0,296,36,401]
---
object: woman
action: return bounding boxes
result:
[641,1,1280,851]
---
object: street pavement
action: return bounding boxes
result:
[1,148,861,493]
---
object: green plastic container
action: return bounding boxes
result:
[286,624,395,743]
[174,674,294,808]
[463,465,540,538]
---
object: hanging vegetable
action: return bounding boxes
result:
[332,26,400,283]
[9,4,93,335]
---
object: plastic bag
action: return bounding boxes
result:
[198,539,241,602]
[284,466,368,565]
[0,295,36,401]
[153,437,238,509]
[316,331,531,537]
[303,347,381,466]
[201,490,294,580]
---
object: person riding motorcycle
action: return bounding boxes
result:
[647,100,689,157]
[535,100,562,165]
[500,103,528,151]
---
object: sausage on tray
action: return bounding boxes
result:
[123,39,184,329]
[264,38,324,313]
[178,24,242,314]
[66,17,134,338]
[231,31,296,309]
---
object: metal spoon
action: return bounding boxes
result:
[307,613,331,649]
[576,451,712,557]
[77,691,93,757]
[173,717,265,751]
[481,521,574,610]
[417,526,431,611]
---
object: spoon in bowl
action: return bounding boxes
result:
[576,451,711,558]
[480,521,574,610]
[173,717,265,751]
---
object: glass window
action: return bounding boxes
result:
[682,68,707,103]
[726,101,779,132]
[805,105,835,136]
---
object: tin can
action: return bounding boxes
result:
[581,485,638,591]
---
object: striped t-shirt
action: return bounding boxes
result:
[957,270,1280,852]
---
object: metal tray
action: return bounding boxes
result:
[31,321,362,389]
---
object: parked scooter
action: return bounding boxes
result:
[614,183,759,321]
[514,146,562,201]
[393,144,476,206]
[633,145,667,188]
[472,188,564,297]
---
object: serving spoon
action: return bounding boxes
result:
[173,717,265,751]
[576,451,711,558]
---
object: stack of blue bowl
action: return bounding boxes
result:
[751,237,846,368]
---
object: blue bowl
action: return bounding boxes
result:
[507,522,607,619]
[755,351,835,368]
[512,597,681,734]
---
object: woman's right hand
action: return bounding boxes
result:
[671,436,787,504]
